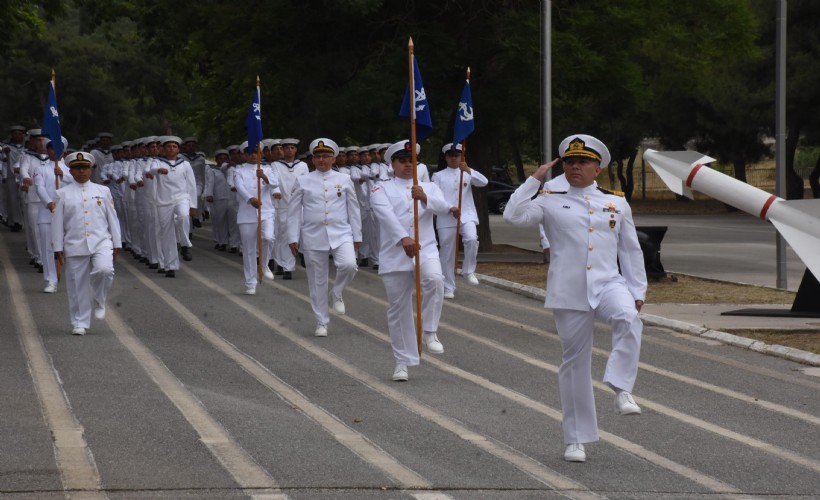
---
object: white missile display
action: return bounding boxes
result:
[643,149,820,281]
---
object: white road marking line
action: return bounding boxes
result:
[182,259,594,497]
[119,260,428,490]
[0,235,106,499]
[104,305,282,496]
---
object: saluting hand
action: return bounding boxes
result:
[531,158,560,182]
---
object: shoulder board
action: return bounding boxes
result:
[538,189,567,195]
[597,187,625,197]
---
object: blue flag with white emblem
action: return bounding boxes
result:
[41,80,63,157]
[243,85,263,153]
[399,56,433,140]
[452,79,474,146]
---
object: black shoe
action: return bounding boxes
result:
[214,243,220,249]
[165,270,175,278]
[229,247,238,254]
[181,246,192,261]
[283,271,292,280]
[29,258,36,265]
[299,254,306,268]
[274,265,284,276]
[358,258,369,267]
[192,219,202,228]
[372,264,379,271]
[158,268,166,273]
[139,257,149,264]
[10,223,22,232]
[36,265,43,273]
[149,263,159,269]
[218,244,227,251]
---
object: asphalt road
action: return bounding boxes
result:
[2,224,819,499]
[488,212,806,291]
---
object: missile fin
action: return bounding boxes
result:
[769,198,820,282]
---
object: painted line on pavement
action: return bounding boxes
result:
[119,259,429,491]
[0,234,106,498]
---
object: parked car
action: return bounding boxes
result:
[487,180,519,214]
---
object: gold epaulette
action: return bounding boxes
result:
[538,189,567,195]
[597,187,625,197]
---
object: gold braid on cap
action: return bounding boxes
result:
[563,138,602,162]
[69,152,93,167]
[313,140,334,154]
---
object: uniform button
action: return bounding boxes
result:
[589,227,593,232]
[589,210,594,214]
[84,210,88,214]
[588,246,593,251]
[584,196,589,200]
[587,265,592,270]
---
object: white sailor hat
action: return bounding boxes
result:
[558,134,610,167]
[378,143,390,152]
[65,151,95,168]
[270,139,282,146]
[227,144,240,152]
[280,138,299,146]
[309,138,339,156]
[161,135,182,145]
[121,141,132,147]
[357,146,370,154]
[45,136,69,151]
[441,143,463,155]
[97,132,113,139]
[345,146,359,154]
[261,138,275,148]
[182,136,198,144]
[385,140,420,162]
[213,148,229,157]
[9,125,26,132]
[144,136,160,145]
[27,128,42,137]
[111,145,122,152]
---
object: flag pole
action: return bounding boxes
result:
[255,75,263,280]
[51,69,62,282]
[408,37,423,355]
[453,66,470,274]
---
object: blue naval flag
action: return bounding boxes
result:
[41,80,63,157]
[399,56,433,140]
[243,85,263,153]
[452,79,474,146]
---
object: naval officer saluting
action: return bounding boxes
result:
[503,134,646,463]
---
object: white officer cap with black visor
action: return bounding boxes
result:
[441,143,463,155]
[385,140,421,163]
[558,134,610,168]
[309,138,339,156]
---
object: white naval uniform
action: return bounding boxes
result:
[127,158,146,257]
[33,161,72,287]
[431,166,488,293]
[150,156,197,271]
[287,169,361,327]
[51,180,122,330]
[225,164,242,250]
[90,148,113,185]
[369,178,451,367]
[183,152,207,222]
[4,143,25,228]
[272,159,309,271]
[102,159,130,246]
[19,151,49,264]
[204,164,231,247]
[234,163,279,289]
[503,176,647,445]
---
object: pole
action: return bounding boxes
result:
[453,67,470,274]
[255,76,263,281]
[52,69,62,282]
[541,0,552,179]
[409,37,423,355]
[775,0,787,289]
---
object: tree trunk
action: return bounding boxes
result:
[467,132,494,251]
[810,152,820,199]
[510,133,526,183]
[785,123,805,200]
[624,149,637,202]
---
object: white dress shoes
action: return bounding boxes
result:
[314,324,328,337]
[43,283,57,293]
[443,290,455,299]
[614,391,642,415]
[263,267,274,280]
[245,287,256,295]
[564,443,585,462]
[392,364,408,381]
[93,306,106,320]
[423,332,444,354]
[71,327,86,336]
[465,273,479,285]
[331,294,346,315]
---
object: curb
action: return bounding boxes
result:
[475,272,820,367]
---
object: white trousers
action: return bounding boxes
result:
[381,257,445,366]
[25,199,40,262]
[113,194,130,245]
[358,208,372,260]
[130,189,145,255]
[239,218,274,289]
[209,199,229,245]
[228,201,241,249]
[274,209,295,270]
[38,222,56,286]
[437,222,478,293]
[157,202,191,271]
[303,243,357,326]
[64,240,114,329]
[552,282,642,444]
